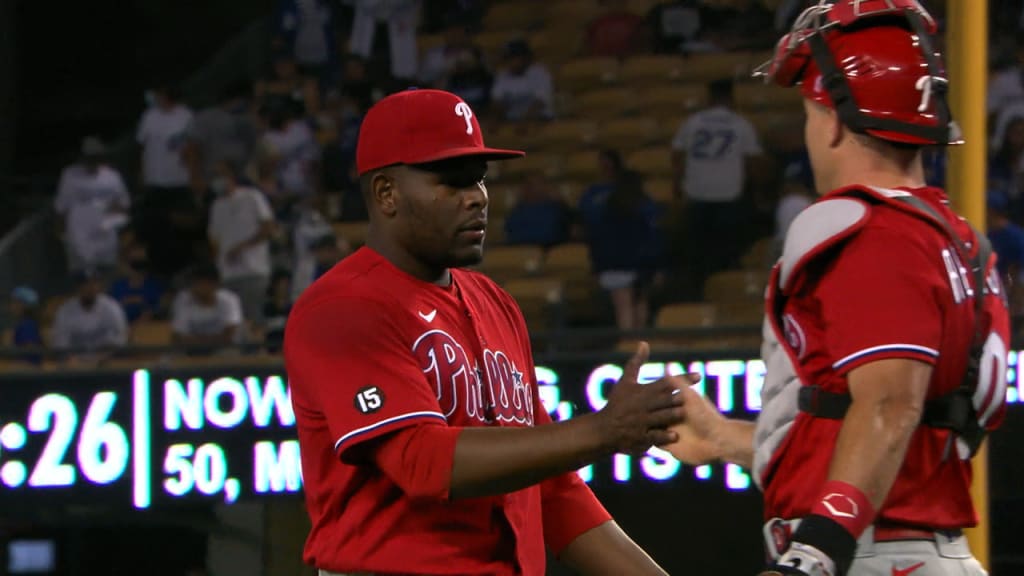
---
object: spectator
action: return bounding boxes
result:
[54,137,131,276]
[291,195,336,300]
[419,19,477,88]
[310,233,346,279]
[445,47,493,114]
[260,99,321,213]
[348,0,419,82]
[108,246,164,324]
[711,0,777,50]
[337,54,376,113]
[208,160,275,332]
[988,115,1024,217]
[420,0,485,34]
[579,150,662,331]
[263,270,292,353]
[137,85,201,279]
[988,44,1024,117]
[585,0,643,58]
[319,91,365,219]
[491,40,554,122]
[9,286,43,364]
[275,0,336,80]
[988,191,1024,284]
[171,265,243,349]
[186,81,259,187]
[256,51,321,117]
[644,0,706,54]
[671,78,762,291]
[504,175,572,247]
[51,270,128,358]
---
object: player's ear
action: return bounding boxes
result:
[370,170,398,217]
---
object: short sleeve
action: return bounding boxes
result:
[671,118,691,151]
[50,307,70,349]
[816,226,944,375]
[111,171,130,207]
[106,300,128,347]
[136,111,150,144]
[170,294,190,335]
[284,297,448,459]
[54,170,72,214]
[740,118,763,156]
[252,191,273,221]
[221,291,243,326]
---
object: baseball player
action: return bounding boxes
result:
[284,88,690,576]
[665,2,1010,575]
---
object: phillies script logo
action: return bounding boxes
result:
[413,329,534,425]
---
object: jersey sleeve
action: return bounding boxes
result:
[284,296,448,461]
[815,225,945,375]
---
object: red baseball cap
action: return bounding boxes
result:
[356,89,525,175]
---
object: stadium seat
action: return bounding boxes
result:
[131,320,173,347]
[494,153,564,182]
[715,301,765,326]
[476,30,523,63]
[545,0,607,24]
[543,243,599,321]
[734,82,805,112]
[483,2,546,32]
[485,184,516,219]
[703,269,769,303]
[673,52,759,83]
[487,217,506,245]
[619,55,689,84]
[593,117,661,149]
[487,122,543,151]
[626,146,674,178]
[563,150,604,180]
[655,302,716,328]
[571,87,639,119]
[529,29,583,66]
[739,236,778,270]
[474,245,544,283]
[503,277,565,331]
[557,57,620,92]
[556,180,587,207]
[644,178,676,204]
[533,120,599,150]
[333,222,369,248]
[640,84,709,116]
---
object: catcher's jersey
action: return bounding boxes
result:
[754,186,1010,529]
[284,247,606,575]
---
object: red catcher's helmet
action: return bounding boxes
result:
[756,0,962,146]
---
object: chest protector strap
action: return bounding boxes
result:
[796,191,993,457]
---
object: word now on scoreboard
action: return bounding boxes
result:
[3,351,1024,510]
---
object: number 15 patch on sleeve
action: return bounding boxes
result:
[354,386,385,414]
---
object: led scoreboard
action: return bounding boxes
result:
[2,351,1023,510]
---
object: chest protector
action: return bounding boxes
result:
[752,186,994,490]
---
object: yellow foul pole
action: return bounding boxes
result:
[945,0,990,569]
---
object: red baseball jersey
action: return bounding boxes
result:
[757,186,1010,529]
[284,247,610,575]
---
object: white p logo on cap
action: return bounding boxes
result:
[455,102,474,135]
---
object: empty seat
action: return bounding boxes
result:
[644,177,676,204]
[739,236,779,270]
[475,245,545,283]
[484,2,546,32]
[675,52,759,83]
[627,147,674,178]
[703,269,769,303]
[544,242,590,274]
[593,117,660,149]
[655,302,716,328]
[557,57,620,92]
[715,301,766,326]
[545,0,607,24]
[529,29,583,66]
[533,120,599,150]
[563,150,604,180]
[619,55,689,84]
[735,82,805,112]
[641,84,709,116]
[487,217,506,245]
[131,320,173,347]
[503,277,565,331]
[494,153,563,182]
[572,87,639,119]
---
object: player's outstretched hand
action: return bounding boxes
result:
[663,383,724,466]
[595,341,690,456]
